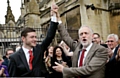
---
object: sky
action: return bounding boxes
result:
[0,0,21,24]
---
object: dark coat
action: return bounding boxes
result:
[8,22,58,77]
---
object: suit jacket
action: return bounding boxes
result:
[109,45,120,61]
[105,44,120,78]
[8,22,58,77]
[58,23,108,78]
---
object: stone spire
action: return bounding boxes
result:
[5,0,15,24]
[7,0,10,6]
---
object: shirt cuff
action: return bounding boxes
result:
[51,15,62,24]
[58,21,62,24]
[51,15,57,22]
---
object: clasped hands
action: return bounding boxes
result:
[51,3,65,72]
[51,2,61,21]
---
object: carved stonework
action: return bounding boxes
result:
[5,0,15,24]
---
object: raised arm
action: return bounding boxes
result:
[51,3,78,51]
[40,3,59,51]
[59,41,73,57]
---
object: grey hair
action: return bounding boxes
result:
[107,34,118,41]
[78,25,93,36]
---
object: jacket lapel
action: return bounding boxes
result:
[19,48,30,71]
[84,43,97,65]
[72,44,82,67]
[32,47,40,67]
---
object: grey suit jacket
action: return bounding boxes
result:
[58,23,108,78]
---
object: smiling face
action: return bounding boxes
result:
[21,27,37,49]
[106,34,118,50]
[22,32,37,49]
[78,26,93,48]
[92,34,101,44]
[55,48,62,57]
[107,36,118,50]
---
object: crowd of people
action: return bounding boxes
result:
[0,3,120,78]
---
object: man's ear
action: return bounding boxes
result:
[21,36,25,42]
[92,34,94,39]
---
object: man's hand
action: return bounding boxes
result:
[52,62,64,72]
[51,3,61,21]
[107,48,113,58]
[51,3,59,16]
[45,56,51,67]
[0,67,5,76]
[62,61,68,67]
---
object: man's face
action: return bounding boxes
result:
[79,27,93,48]
[92,34,101,44]
[48,46,54,57]
[107,37,118,50]
[7,50,14,58]
[22,32,37,48]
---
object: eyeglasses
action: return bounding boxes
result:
[93,37,99,39]
[107,40,114,43]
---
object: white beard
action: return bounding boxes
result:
[81,41,91,48]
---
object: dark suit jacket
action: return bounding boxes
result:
[58,23,108,78]
[105,45,120,78]
[109,45,120,61]
[2,56,9,67]
[8,22,58,77]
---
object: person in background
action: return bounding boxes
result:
[51,46,70,78]
[106,34,119,61]
[2,48,14,67]
[44,46,54,78]
[92,33,111,61]
[51,3,108,78]
[93,33,108,48]
[0,55,9,77]
[105,47,120,78]
[92,33,101,44]
[59,41,72,67]
[46,46,54,57]
[105,34,120,78]
[59,41,73,57]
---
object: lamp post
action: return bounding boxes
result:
[85,3,120,12]
[85,4,110,12]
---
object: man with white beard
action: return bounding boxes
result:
[51,3,108,78]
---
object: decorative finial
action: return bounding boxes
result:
[7,0,10,6]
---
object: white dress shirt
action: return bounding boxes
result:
[51,15,62,24]
[78,43,93,67]
[22,46,33,66]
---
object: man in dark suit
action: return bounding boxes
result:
[106,34,119,61]
[92,33,108,48]
[105,34,120,78]
[51,4,108,78]
[8,21,58,76]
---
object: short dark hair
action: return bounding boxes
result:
[93,33,100,38]
[5,48,14,55]
[21,27,36,37]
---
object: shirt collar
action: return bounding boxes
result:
[83,43,93,51]
[22,46,33,54]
